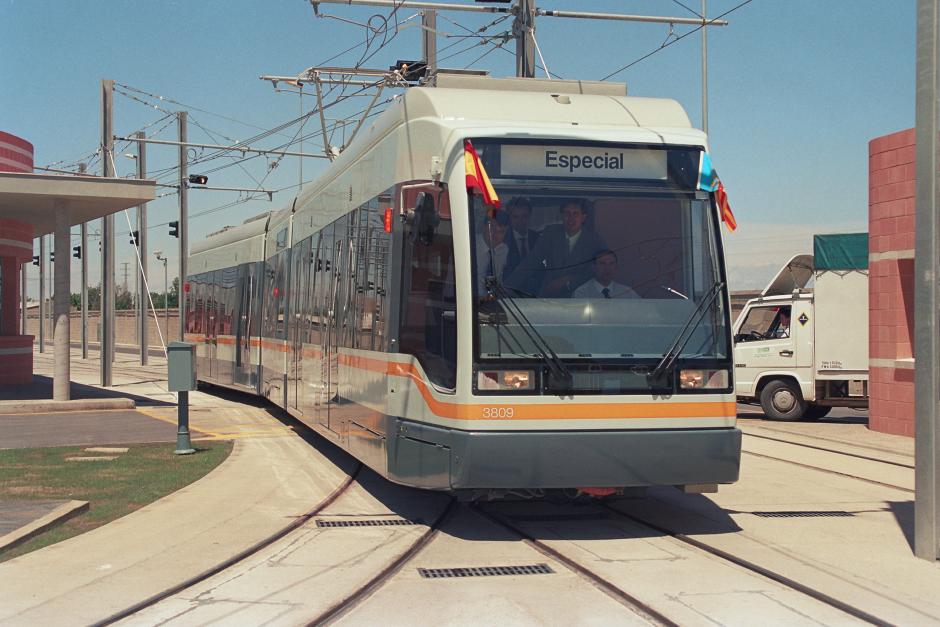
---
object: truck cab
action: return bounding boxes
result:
[733,255,826,420]
[734,235,870,421]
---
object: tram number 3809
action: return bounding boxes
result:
[482,407,515,419]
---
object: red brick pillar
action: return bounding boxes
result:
[868,129,916,436]
[0,131,36,385]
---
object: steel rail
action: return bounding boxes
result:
[473,505,680,627]
[307,498,458,626]
[602,502,894,627]
[742,422,914,459]
[744,431,916,470]
[743,450,914,494]
[92,464,363,626]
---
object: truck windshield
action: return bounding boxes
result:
[471,184,728,365]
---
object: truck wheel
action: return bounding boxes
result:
[802,404,832,421]
[759,379,806,421]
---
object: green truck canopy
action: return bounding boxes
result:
[813,233,868,270]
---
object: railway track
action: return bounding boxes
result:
[601,502,893,627]
[473,504,680,627]
[307,499,457,626]
[92,465,363,626]
[742,427,914,469]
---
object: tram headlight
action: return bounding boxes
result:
[477,370,535,391]
[679,369,729,390]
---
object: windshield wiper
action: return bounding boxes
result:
[650,281,725,382]
[486,277,573,392]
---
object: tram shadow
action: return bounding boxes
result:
[452,487,743,543]
[194,383,743,541]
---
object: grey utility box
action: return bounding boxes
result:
[167,341,197,392]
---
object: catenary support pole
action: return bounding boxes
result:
[79,162,88,360]
[701,0,708,134]
[101,79,115,386]
[423,9,437,76]
[20,256,26,335]
[915,0,940,562]
[53,202,71,401]
[136,131,148,365]
[38,235,45,353]
[178,111,188,342]
[515,0,537,78]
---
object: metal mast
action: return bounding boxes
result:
[136,131,148,365]
[514,0,536,78]
[101,79,115,386]
[178,111,188,341]
[915,0,940,562]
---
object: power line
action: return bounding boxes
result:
[600,0,755,81]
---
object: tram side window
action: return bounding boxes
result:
[399,185,456,390]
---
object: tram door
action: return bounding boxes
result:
[288,238,309,412]
[234,266,251,388]
[315,224,335,432]
[329,218,350,434]
[206,271,219,381]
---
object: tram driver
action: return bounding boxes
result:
[507,199,606,297]
[572,249,639,299]
[475,211,511,296]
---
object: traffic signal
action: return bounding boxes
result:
[72,245,81,260]
[169,221,179,238]
[130,230,140,246]
[32,255,39,266]
[188,174,208,185]
[49,251,55,263]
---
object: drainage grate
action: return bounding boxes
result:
[418,564,554,579]
[316,518,420,528]
[752,511,854,518]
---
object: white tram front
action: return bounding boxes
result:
[186,75,741,496]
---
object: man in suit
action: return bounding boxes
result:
[505,197,540,275]
[475,211,511,297]
[508,199,607,297]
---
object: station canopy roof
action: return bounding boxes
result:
[0,172,156,237]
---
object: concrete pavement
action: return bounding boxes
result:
[1,346,938,625]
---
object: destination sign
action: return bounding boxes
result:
[500,144,667,180]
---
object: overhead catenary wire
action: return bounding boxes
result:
[601,0,754,80]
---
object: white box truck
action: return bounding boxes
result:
[733,233,869,421]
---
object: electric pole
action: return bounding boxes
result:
[121,262,129,293]
[915,0,940,562]
[514,0,536,78]
[79,162,88,360]
[136,131,148,365]
[701,0,709,134]
[178,111,188,342]
[423,9,437,76]
[101,78,115,386]
[38,235,45,353]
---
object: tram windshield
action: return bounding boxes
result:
[469,141,730,383]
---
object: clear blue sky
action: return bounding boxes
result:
[1,0,916,294]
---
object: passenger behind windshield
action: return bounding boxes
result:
[475,211,512,296]
[506,199,607,297]
[572,249,640,299]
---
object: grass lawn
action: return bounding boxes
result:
[0,440,233,562]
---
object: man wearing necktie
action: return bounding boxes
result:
[507,199,606,297]
[475,212,511,296]
[572,249,640,299]
[505,197,540,274]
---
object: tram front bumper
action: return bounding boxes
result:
[389,419,742,490]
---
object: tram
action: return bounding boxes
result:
[186,75,741,497]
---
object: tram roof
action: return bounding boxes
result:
[194,79,700,258]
